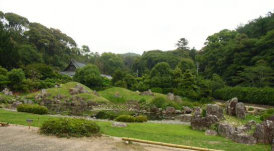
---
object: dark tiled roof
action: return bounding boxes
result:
[71,59,86,68]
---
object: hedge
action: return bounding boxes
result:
[115,115,148,123]
[213,87,274,105]
[40,118,100,137]
[17,104,48,114]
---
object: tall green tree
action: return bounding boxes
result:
[150,62,173,88]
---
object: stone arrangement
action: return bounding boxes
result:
[2,88,13,96]
[139,89,154,96]
[226,97,246,119]
[69,84,88,95]
[167,93,182,102]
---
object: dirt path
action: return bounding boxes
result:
[0,125,191,151]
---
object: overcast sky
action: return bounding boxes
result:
[0,0,274,54]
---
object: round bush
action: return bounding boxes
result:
[150,97,166,108]
[17,104,48,115]
[40,118,100,137]
[135,115,148,122]
[115,115,135,122]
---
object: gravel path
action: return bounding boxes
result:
[0,125,191,151]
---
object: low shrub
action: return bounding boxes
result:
[115,115,135,122]
[40,118,100,137]
[138,98,146,104]
[134,115,148,122]
[248,107,254,111]
[17,104,48,114]
[95,110,135,120]
[213,87,274,105]
[150,97,166,108]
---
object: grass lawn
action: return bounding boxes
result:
[0,109,270,151]
[24,82,109,103]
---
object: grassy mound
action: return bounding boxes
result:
[99,87,166,103]
[40,118,100,137]
[25,82,109,103]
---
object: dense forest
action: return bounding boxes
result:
[0,11,274,104]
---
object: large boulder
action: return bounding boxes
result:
[253,120,274,144]
[206,104,224,120]
[69,84,88,95]
[167,93,174,101]
[226,97,238,116]
[218,123,235,138]
[12,101,22,108]
[232,134,257,144]
[191,115,219,131]
[236,103,246,119]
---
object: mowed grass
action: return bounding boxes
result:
[0,109,270,151]
[24,82,109,103]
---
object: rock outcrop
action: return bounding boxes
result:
[236,103,246,119]
[218,123,235,138]
[206,104,224,120]
[205,130,217,136]
[232,133,257,144]
[253,120,274,144]
[226,97,238,116]
[69,84,88,95]
[139,89,154,96]
[2,88,13,96]
[191,115,219,130]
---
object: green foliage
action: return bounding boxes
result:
[201,109,207,117]
[114,80,127,88]
[17,104,48,114]
[95,110,135,120]
[134,115,148,122]
[214,87,274,105]
[115,115,135,122]
[40,118,100,137]
[112,69,125,84]
[100,52,123,75]
[18,45,43,65]
[138,98,147,104]
[208,74,226,91]
[151,87,162,93]
[150,62,173,88]
[7,68,25,90]
[0,66,9,89]
[24,63,55,80]
[73,64,103,88]
[176,58,196,73]
[150,97,166,108]
[260,109,274,121]
[0,25,19,69]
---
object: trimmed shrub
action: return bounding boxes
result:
[213,87,274,105]
[150,97,166,108]
[115,115,135,122]
[17,104,48,114]
[134,115,148,122]
[95,110,135,120]
[40,118,100,137]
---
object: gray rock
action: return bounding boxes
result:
[2,88,13,96]
[114,92,120,98]
[179,114,193,122]
[174,110,182,114]
[94,90,100,96]
[235,126,248,134]
[253,120,274,144]
[236,102,246,119]
[12,101,22,108]
[139,89,154,96]
[218,123,235,138]
[191,115,219,131]
[112,122,127,127]
[244,120,256,131]
[167,93,174,101]
[232,133,257,144]
[226,97,238,116]
[206,104,224,120]
[165,107,176,114]
[182,106,193,114]
[205,130,218,136]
